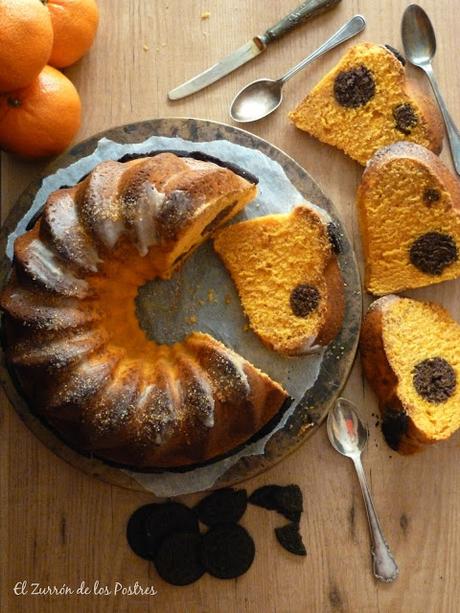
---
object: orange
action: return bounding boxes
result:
[0,0,54,92]
[0,66,81,159]
[46,0,99,68]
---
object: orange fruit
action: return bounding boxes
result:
[0,66,81,159]
[0,0,54,92]
[46,0,99,68]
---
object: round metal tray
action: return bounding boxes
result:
[0,118,362,494]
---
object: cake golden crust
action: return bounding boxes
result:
[0,152,290,469]
[288,42,443,165]
[360,296,460,454]
[213,205,344,355]
[358,141,460,295]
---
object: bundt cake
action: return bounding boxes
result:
[360,295,460,454]
[0,151,291,469]
[213,205,344,355]
[288,42,443,165]
[358,142,460,295]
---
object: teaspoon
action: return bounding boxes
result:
[402,4,460,175]
[230,14,366,123]
[327,398,399,583]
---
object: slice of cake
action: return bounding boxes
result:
[360,295,460,453]
[288,42,443,165]
[358,142,460,295]
[213,205,344,355]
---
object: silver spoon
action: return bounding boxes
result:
[230,14,366,123]
[327,398,399,583]
[402,4,460,175]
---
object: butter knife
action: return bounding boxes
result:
[168,0,342,100]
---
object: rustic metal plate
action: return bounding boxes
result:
[0,118,362,493]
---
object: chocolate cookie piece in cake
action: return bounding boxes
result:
[361,295,460,454]
[214,205,344,355]
[357,142,460,294]
[289,43,443,165]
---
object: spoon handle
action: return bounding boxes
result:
[422,64,460,176]
[352,455,399,583]
[279,15,366,84]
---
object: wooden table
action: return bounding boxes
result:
[1,1,459,611]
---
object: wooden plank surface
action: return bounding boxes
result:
[1,1,460,611]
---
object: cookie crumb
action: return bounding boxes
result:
[201,11,211,19]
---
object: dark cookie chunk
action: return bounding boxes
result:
[409,232,458,275]
[275,523,307,556]
[144,502,199,557]
[126,504,158,560]
[393,103,418,134]
[200,524,255,579]
[154,532,205,586]
[195,488,247,527]
[327,221,344,254]
[381,409,409,451]
[248,484,303,522]
[423,188,441,205]
[384,44,406,66]
[334,65,375,108]
[290,284,320,318]
[412,357,457,403]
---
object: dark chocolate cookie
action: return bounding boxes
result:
[200,524,255,579]
[154,532,205,586]
[195,488,247,527]
[144,502,199,557]
[248,484,303,523]
[275,523,307,556]
[412,357,456,403]
[290,285,320,318]
[334,65,375,108]
[409,232,458,275]
[126,504,158,560]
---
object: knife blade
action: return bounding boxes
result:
[168,0,342,100]
[168,38,265,101]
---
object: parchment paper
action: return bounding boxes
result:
[7,134,332,497]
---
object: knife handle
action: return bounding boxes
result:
[260,0,342,44]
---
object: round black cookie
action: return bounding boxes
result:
[195,488,247,527]
[412,357,457,403]
[200,524,255,579]
[290,284,320,318]
[154,532,205,586]
[144,502,199,557]
[126,504,159,560]
[334,65,375,108]
[409,232,458,275]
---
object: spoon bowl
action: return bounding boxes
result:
[229,15,366,123]
[402,4,436,66]
[327,397,368,458]
[230,79,283,123]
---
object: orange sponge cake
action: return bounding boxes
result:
[213,205,344,355]
[358,142,460,295]
[360,296,460,454]
[0,152,291,470]
[288,43,443,165]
